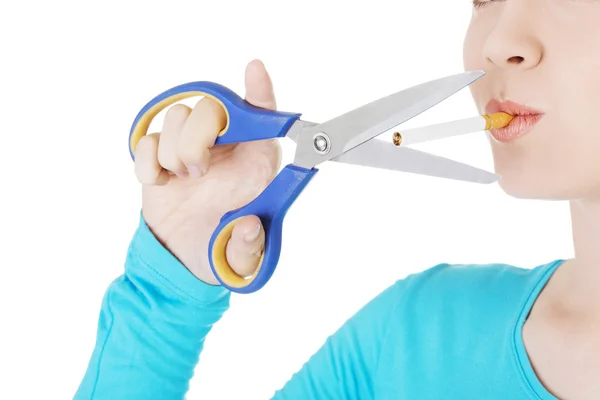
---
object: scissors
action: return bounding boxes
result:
[128,70,498,294]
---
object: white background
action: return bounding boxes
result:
[0,1,573,399]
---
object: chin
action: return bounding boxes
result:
[493,153,600,201]
[486,111,600,200]
[496,175,565,200]
[495,172,557,200]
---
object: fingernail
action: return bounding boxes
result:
[244,224,261,243]
[188,165,202,178]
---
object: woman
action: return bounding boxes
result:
[75,1,600,398]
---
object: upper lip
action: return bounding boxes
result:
[485,99,543,116]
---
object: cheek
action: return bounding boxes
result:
[493,138,600,200]
[542,32,600,198]
[464,10,600,199]
[491,68,600,201]
[489,135,583,200]
[487,22,600,200]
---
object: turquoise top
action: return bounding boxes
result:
[75,214,563,399]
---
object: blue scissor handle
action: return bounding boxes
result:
[208,164,318,294]
[128,81,318,293]
[128,81,302,160]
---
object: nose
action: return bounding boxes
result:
[483,7,543,70]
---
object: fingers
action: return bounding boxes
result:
[134,133,170,185]
[134,58,275,186]
[178,97,227,177]
[157,104,192,178]
[176,59,272,177]
[245,59,277,110]
[134,96,226,184]
[225,215,265,278]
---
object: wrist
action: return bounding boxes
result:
[130,210,230,306]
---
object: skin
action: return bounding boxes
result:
[134,0,600,396]
[135,59,278,284]
[463,0,600,398]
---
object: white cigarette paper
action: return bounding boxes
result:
[397,115,489,146]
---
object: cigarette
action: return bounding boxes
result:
[392,112,515,146]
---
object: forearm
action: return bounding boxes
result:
[75,213,230,400]
[75,214,405,400]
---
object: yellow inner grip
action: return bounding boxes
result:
[484,112,514,130]
[211,217,265,288]
[129,91,231,156]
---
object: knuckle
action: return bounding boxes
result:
[179,145,208,167]
[157,156,182,172]
[157,145,183,171]
[165,103,191,122]
[194,97,227,124]
[135,134,158,155]
[195,96,218,111]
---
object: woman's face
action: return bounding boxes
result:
[463,0,600,200]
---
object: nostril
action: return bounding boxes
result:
[507,56,525,64]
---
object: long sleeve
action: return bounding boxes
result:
[75,212,407,399]
[271,278,405,399]
[74,213,231,399]
[74,214,570,399]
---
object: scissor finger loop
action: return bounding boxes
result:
[129,70,498,294]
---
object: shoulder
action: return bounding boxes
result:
[387,259,563,324]
[340,259,563,341]
[366,261,564,394]
[401,260,558,296]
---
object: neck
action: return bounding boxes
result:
[565,197,600,312]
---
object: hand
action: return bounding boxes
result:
[134,59,278,285]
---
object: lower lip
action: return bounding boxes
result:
[488,114,543,142]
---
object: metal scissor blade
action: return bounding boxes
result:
[292,70,485,169]
[332,139,501,184]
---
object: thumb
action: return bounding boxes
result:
[225,215,265,278]
[244,59,277,110]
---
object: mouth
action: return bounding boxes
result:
[485,99,544,143]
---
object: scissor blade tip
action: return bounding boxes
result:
[469,70,486,78]
[482,173,502,184]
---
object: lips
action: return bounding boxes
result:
[485,99,544,142]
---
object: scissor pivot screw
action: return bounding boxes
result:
[313,132,331,155]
